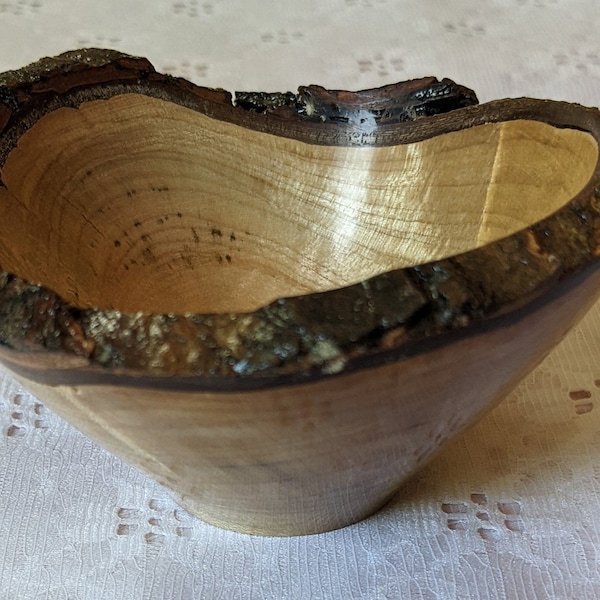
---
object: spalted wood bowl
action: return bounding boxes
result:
[1,49,600,535]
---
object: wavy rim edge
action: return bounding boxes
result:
[0,48,599,391]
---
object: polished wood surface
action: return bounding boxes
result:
[13,264,600,535]
[2,50,600,535]
[0,94,595,314]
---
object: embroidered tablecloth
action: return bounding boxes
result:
[1,1,600,598]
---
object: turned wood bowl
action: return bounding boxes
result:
[1,49,600,535]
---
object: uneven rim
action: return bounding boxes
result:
[1,48,600,391]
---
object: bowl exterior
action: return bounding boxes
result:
[5,267,600,535]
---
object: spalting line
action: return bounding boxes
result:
[575,402,594,415]
[569,388,595,415]
[569,389,592,400]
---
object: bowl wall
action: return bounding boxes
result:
[0,93,595,314]
[6,265,600,535]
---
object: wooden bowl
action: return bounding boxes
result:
[1,49,600,535]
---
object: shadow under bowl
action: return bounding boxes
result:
[1,49,600,535]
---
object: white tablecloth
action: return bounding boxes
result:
[1,1,600,598]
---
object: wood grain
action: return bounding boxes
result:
[0,94,595,314]
[12,264,600,535]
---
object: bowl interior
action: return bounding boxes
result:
[0,94,596,314]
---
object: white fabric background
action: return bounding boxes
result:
[1,1,600,598]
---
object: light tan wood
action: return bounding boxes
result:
[10,264,600,535]
[0,94,595,313]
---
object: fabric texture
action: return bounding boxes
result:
[1,1,600,598]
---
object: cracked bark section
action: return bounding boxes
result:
[235,77,478,124]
